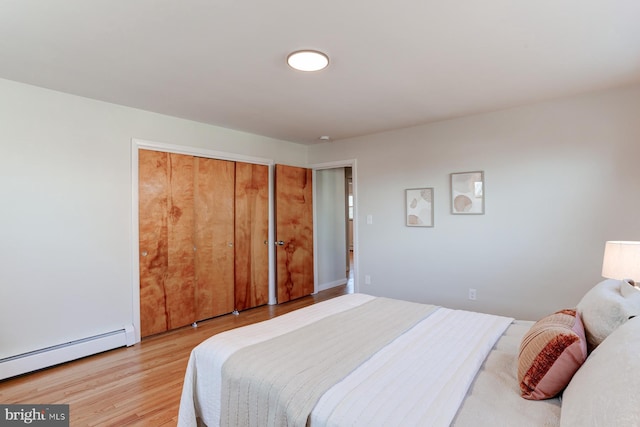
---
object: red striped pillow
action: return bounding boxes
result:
[518,309,587,400]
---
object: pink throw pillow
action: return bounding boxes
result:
[517,309,587,400]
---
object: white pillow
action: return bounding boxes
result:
[560,316,640,426]
[576,279,640,349]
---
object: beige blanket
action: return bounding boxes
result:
[220,297,437,427]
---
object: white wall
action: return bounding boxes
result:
[316,168,347,290]
[2,76,639,367]
[308,84,640,320]
[0,78,307,361]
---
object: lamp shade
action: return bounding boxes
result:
[601,241,640,281]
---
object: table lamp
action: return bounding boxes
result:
[601,241,640,297]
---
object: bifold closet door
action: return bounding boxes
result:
[275,164,314,303]
[194,157,235,320]
[234,162,269,311]
[139,150,196,337]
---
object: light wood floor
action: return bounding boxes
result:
[0,285,349,426]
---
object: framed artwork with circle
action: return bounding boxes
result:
[451,171,484,214]
[406,187,434,227]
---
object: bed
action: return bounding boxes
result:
[177,280,640,427]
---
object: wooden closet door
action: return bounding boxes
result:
[139,150,196,337]
[194,158,235,320]
[275,164,314,303]
[139,150,169,337]
[234,162,269,311]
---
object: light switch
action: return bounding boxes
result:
[366,214,373,224]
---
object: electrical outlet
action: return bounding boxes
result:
[365,275,371,285]
[468,288,477,301]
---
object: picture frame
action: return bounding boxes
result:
[406,187,434,227]
[450,171,484,214]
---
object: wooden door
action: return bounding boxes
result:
[139,150,196,337]
[234,162,269,310]
[275,164,314,303]
[194,158,235,320]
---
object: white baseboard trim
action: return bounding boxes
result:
[0,325,135,380]
[317,278,348,292]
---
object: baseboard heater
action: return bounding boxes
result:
[0,324,135,381]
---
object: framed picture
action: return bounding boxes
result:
[451,171,484,214]
[406,188,434,227]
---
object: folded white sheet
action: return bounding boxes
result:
[309,308,513,427]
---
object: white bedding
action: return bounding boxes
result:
[177,294,516,427]
[309,307,513,427]
[452,321,562,426]
[178,293,377,427]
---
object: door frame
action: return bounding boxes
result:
[309,159,359,295]
[130,138,274,344]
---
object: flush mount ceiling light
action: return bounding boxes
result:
[287,50,329,72]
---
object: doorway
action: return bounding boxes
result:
[313,161,357,295]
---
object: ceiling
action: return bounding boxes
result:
[1,1,639,145]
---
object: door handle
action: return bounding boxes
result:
[275,241,285,246]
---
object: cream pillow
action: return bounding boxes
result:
[560,317,640,426]
[576,279,640,350]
